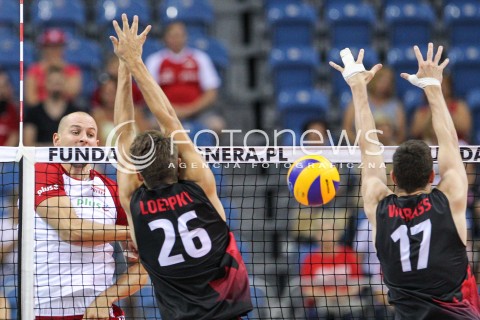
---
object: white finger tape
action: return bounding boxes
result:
[407,75,441,88]
[340,48,366,80]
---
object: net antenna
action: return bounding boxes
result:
[17,0,35,318]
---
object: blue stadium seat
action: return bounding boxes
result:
[142,39,165,60]
[96,0,151,36]
[266,2,316,47]
[269,46,319,93]
[188,35,229,76]
[264,0,302,10]
[327,46,379,109]
[444,2,480,46]
[277,88,328,145]
[448,46,480,98]
[385,3,435,46]
[387,45,427,97]
[444,0,480,5]
[31,0,86,35]
[466,89,480,143]
[159,0,214,36]
[0,35,35,96]
[0,0,18,34]
[326,3,375,47]
[64,37,102,98]
[403,89,425,125]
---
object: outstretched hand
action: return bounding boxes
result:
[329,48,383,86]
[110,14,151,65]
[400,43,449,88]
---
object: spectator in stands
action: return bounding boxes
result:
[24,66,80,146]
[34,111,148,319]
[342,67,406,144]
[301,119,330,146]
[0,203,18,320]
[25,28,82,107]
[91,56,151,145]
[145,21,225,133]
[92,54,145,111]
[410,73,471,144]
[354,216,393,319]
[300,209,365,319]
[0,70,18,146]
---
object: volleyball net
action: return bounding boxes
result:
[2,146,480,319]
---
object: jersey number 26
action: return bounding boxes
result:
[149,210,212,267]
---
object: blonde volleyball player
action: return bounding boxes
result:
[330,44,480,319]
[34,111,148,319]
[110,14,252,319]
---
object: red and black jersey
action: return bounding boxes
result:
[376,188,480,319]
[130,180,252,320]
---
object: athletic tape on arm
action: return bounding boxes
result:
[406,75,441,89]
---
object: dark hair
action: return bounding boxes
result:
[302,118,328,133]
[47,65,63,75]
[130,130,178,187]
[392,140,433,193]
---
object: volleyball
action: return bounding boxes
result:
[287,155,340,206]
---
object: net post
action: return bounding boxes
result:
[19,146,34,319]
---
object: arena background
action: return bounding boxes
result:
[1,0,480,319]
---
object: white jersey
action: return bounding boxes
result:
[145,47,220,91]
[34,163,127,316]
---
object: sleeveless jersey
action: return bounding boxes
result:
[130,180,252,320]
[376,188,480,319]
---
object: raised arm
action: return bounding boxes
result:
[401,43,467,242]
[111,14,225,220]
[330,49,392,222]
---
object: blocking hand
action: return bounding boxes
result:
[400,43,449,89]
[329,48,383,86]
[110,14,151,65]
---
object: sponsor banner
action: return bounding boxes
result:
[36,147,118,163]
[32,146,480,164]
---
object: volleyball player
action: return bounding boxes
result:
[110,14,252,319]
[34,111,148,319]
[330,43,480,319]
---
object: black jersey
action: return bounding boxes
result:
[130,180,252,320]
[376,188,480,319]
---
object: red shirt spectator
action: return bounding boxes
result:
[0,103,19,146]
[25,29,82,107]
[145,22,220,121]
[0,71,18,146]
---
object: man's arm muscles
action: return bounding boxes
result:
[113,60,143,198]
[36,197,129,244]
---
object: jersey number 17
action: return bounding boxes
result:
[391,219,432,272]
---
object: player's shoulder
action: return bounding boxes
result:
[91,170,117,187]
[35,162,64,174]
[145,50,168,66]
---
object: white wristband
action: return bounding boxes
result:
[340,48,366,80]
[407,75,441,88]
